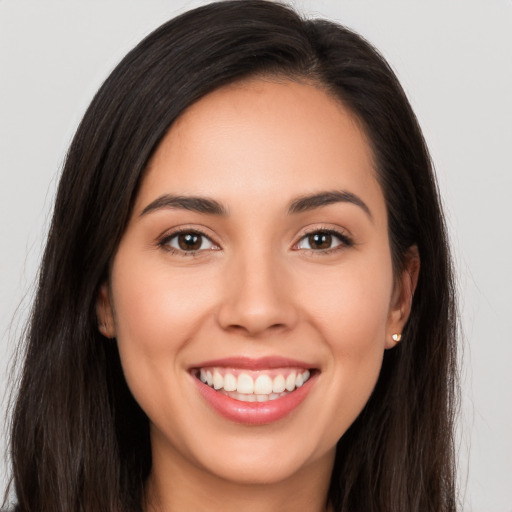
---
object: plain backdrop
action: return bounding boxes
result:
[1,1,511,510]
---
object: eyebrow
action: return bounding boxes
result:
[140,190,372,220]
[140,195,228,217]
[287,190,373,220]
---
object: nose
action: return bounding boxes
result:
[216,249,299,337]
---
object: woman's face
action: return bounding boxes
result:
[99,78,413,487]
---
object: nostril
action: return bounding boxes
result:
[224,322,289,337]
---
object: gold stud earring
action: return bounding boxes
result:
[392,333,402,343]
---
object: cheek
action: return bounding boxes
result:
[108,257,218,400]
[114,245,216,322]
[300,258,393,352]
[295,256,393,430]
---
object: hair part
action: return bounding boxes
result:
[7,2,457,511]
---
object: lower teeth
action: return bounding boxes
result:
[219,390,289,402]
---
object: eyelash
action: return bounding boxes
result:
[295,228,354,255]
[158,227,354,257]
[158,227,217,257]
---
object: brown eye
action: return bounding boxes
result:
[296,230,350,252]
[177,233,202,251]
[308,233,332,250]
[165,231,216,253]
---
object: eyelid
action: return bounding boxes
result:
[158,226,220,255]
[157,224,354,256]
[292,226,354,252]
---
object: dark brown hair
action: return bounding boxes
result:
[6,1,457,511]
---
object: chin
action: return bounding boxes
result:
[200,451,319,486]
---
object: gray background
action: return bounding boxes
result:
[1,1,511,510]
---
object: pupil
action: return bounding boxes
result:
[178,233,201,251]
[310,233,331,249]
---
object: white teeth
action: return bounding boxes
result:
[213,370,223,390]
[272,374,286,393]
[254,374,273,394]
[198,368,312,398]
[285,372,296,391]
[223,373,237,392]
[222,391,288,402]
[237,373,254,394]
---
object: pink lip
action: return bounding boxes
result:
[190,356,313,371]
[189,357,318,425]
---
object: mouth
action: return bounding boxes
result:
[190,357,318,425]
[192,366,312,402]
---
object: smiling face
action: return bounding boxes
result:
[98,78,415,500]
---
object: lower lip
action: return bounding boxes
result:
[193,373,316,425]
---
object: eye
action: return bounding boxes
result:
[161,230,218,254]
[295,229,352,252]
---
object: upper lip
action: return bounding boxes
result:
[190,356,315,371]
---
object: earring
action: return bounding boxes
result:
[391,333,402,343]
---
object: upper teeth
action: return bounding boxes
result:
[198,368,311,395]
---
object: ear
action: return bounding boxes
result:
[385,246,420,349]
[96,282,116,339]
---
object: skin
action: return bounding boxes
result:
[98,78,418,512]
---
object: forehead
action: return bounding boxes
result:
[137,78,385,222]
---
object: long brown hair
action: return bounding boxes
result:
[6,2,457,511]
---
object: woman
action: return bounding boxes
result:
[5,1,457,511]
